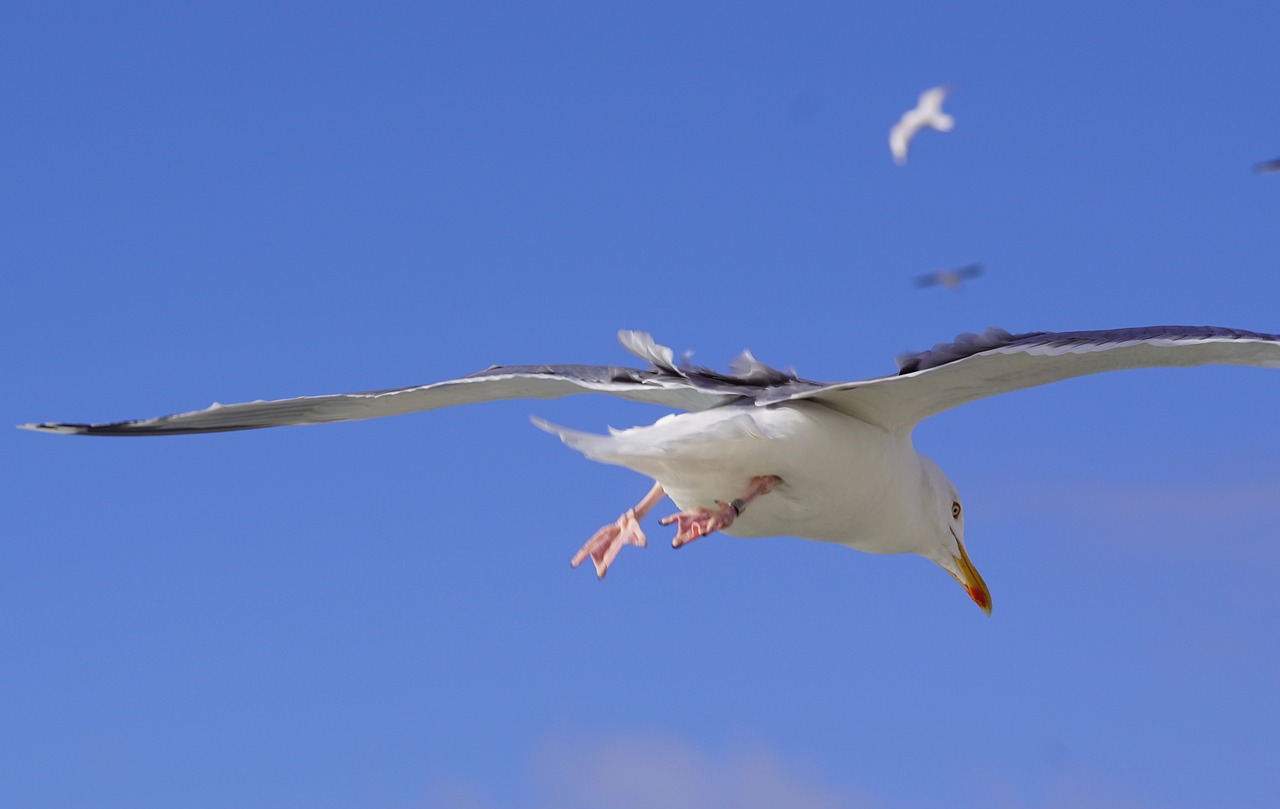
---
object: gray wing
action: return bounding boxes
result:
[16,330,823,436]
[789,326,1280,432]
[16,365,725,436]
[912,271,942,288]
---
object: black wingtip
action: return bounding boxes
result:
[17,422,88,435]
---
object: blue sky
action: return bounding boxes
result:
[3,2,1279,807]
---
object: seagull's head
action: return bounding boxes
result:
[920,459,991,615]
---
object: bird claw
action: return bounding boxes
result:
[658,475,782,548]
[568,477,779,575]
[570,509,648,579]
[659,501,739,548]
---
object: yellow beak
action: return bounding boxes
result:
[949,542,992,615]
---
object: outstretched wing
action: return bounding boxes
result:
[16,330,825,437]
[18,363,731,437]
[889,120,912,165]
[30,326,1275,438]
[916,85,950,113]
[912,270,942,288]
[792,326,1280,432]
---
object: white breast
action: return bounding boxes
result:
[575,401,936,555]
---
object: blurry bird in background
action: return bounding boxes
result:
[913,263,983,291]
[889,85,954,165]
[1255,157,1280,174]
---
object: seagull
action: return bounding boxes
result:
[914,263,983,291]
[889,85,954,165]
[1255,158,1280,174]
[19,325,1280,614]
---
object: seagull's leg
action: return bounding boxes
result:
[660,475,783,548]
[571,481,667,579]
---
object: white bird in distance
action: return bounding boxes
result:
[890,85,954,165]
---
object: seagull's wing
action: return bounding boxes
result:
[788,326,1280,432]
[917,85,950,114]
[889,119,913,164]
[17,330,831,437]
[18,333,754,436]
[17,365,731,436]
[954,263,983,280]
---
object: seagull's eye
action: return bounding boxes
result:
[951,502,962,520]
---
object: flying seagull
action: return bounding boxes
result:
[1255,158,1280,174]
[914,263,983,291]
[889,85,954,165]
[19,325,1280,614]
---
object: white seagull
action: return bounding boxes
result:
[19,325,1280,614]
[890,85,954,165]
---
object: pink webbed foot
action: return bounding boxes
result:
[659,502,738,548]
[570,509,648,579]
[571,482,666,579]
[659,474,783,549]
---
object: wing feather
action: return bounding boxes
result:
[17,364,729,436]
[25,326,1279,437]
[793,326,1280,431]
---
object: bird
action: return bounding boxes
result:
[1255,158,1280,174]
[889,85,954,165]
[913,263,983,291]
[19,325,1280,614]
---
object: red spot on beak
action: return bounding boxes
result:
[950,542,992,615]
[968,586,992,615]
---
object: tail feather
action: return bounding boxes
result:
[530,416,621,461]
[531,408,773,483]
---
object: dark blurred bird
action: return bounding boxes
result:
[913,263,983,291]
[1255,158,1280,174]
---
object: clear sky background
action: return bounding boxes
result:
[4,3,1279,808]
